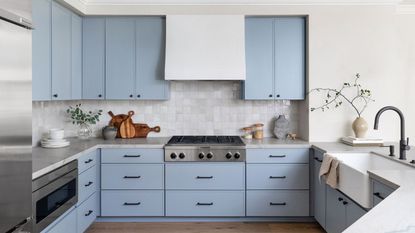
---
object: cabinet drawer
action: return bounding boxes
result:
[247,190,309,216]
[101,148,163,163]
[165,163,245,190]
[77,192,99,233]
[101,164,164,189]
[78,150,99,174]
[166,191,245,217]
[372,180,395,205]
[247,164,309,189]
[247,148,309,163]
[101,190,164,216]
[78,165,98,203]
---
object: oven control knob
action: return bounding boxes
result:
[179,153,186,159]
[206,152,214,159]
[170,153,177,159]
[226,152,233,159]
[234,152,241,159]
[198,152,205,159]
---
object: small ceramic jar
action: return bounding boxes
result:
[253,123,264,139]
[242,127,253,139]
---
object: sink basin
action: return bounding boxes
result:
[329,152,412,208]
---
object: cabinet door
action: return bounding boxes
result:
[325,187,347,233]
[71,13,82,100]
[136,17,169,100]
[243,17,274,100]
[32,0,52,101]
[51,2,72,100]
[313,150,326,229]
[106,17,136,100]
[42,208,77,233]
[346,199,366,227]
[83,17,105,99]
[274,17,305,100]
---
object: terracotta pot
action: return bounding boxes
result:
[352,117,368,138]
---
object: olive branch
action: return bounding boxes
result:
[309,73,375,118]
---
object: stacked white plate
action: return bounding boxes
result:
[41,138,70,148]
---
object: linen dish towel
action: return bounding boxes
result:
[319,153,340,189]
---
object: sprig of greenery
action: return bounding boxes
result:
[309,73,375,117]
[66,104,103,125]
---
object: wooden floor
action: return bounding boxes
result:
[87,222,325,233]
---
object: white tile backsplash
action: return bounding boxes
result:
[32,81,301,145]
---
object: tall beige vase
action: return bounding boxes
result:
[352,117,368,138]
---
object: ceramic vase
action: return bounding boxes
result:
[102,126,117,140]
[352,117,368,138]
[274,115,290,139]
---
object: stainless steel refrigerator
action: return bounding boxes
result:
[0,0,32,232]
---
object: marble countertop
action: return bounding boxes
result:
[243,138,310,148]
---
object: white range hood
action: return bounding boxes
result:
[165,15,246,80]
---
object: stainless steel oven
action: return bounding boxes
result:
[32,160,78,233]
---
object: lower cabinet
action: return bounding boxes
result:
[372,179,396,207]
[41,208,77,233]
[312,149,326,229]
[326,187,366,233]
[77,193,100,233]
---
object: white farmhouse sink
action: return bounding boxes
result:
[330,152,412,208]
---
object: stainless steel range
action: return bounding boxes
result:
[164,136,246,162]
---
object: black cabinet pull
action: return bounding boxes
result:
[269,176,286,179]
[314,157,323,163]
[269,94,273,98]
[270,202,286,206]
[137,94,141,98]
[343,201,348,205]
[338,197,343,201]
[53,94,58,98]
[373,192,385,200]
[269,155,286,158]
[98,94,102,98]
[84,159,93,164]
[84,181,93,187]
[129,94,133,98]
[124,155,141,158]
[85,210,93,216]
[124,202,141,206]
[196,202,213,206]
[123,176,141,179]
[196,176,213,179]
[276,94,281,98]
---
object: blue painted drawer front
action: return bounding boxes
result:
[166,191,245,217]
[136,17,170,100]
[246,190,309,217]
[78,165,98,204]
[77,192,99,233]
[246,148,309,164]
[247,164,309,190]
[42,207,77,233]
[101,164,164,189]
[32,0,52,101]
[78,150,99,174]
[101,190,164,216]
[101,148,164,163]
[165,163,245,190]
[82,17,106,99]
[71,13,82,100]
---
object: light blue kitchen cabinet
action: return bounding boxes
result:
[77,192,99,233]
[372,179,396,207]
[51,1,72,100]
[83,17,106,100]
[32,0,52,101]
[346,199,366,227]
[313,150,326,229]
[71,14,83,100]
[41,208,77,233]
[274,17,306,100]
[105,17,136,99]
[136,17,170,100]
[243,17,274,100]
[243,17,306,100]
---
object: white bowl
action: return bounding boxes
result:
[49,128,64,139]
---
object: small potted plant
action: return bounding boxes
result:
[67,104,103,139]
[309,73,375,138]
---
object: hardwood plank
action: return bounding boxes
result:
[86,222,325,233]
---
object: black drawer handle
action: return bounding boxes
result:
[124,202,141,206]
[124,155,141,158]
[314,157,323,163]
[270,202,286,206]
[373,192,385,200]
[84,181,93,187]
[343,201,348,205]
[123,176,141,179]
[269,176,286,179]
[196,176,213,179]
[84,159,93,164]
[197,202,213,206]
[85,210,93,216]
[269,155,286,158]
[338,197,343,201]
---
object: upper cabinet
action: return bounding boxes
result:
[243,17,306,100]
[32,0,83,101]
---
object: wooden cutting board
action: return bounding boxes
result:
[134,124,161,138]
[109,111,134,138]
[119,111,135,139]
